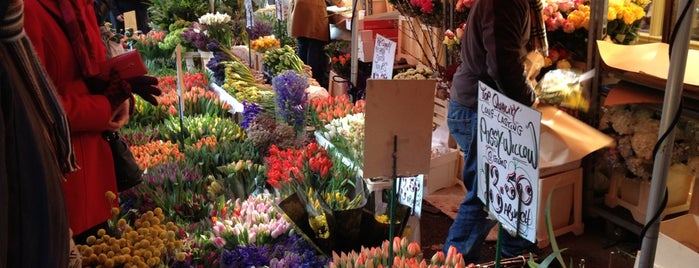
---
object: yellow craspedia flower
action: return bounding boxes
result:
[104,258,115,268]
[153,207,163,216]
[105,191,117,201]
[111,207,120,216]
[97,228,107,237]
[176,252,186,261]
[86,235,97,245]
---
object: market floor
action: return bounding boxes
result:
[419,200,641,267]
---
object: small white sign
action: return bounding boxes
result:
[245,0,254,28]
[397,176,423,217]
[370,34,396,79]
[476,82,541,243]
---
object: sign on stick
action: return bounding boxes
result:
[476,82,541,243]
[370,34,396,79]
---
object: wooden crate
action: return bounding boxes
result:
[536,167,585,248]
[433,97,448,129]
[423,149,459,195]
[605,163,695,224]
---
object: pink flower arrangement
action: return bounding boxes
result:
[210,193,292,247]
[409,0,435,13]
[543,0,591,34]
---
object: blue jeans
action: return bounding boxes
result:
[443,100,537,263]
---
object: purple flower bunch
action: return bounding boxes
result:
[219,234,329,268]
[181,22,210,51]
[249,20,274,40]
[241,100,263,129]
[206,40,233,83]
[272,70,309,133]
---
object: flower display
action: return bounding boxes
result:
[250,35,281,53]
[328,236,468,268]
[543,0,591,61]
[329,53,351,80]
[219,232,329,268]
[77,206,185,267]
[606,0,648,44]
[198,12,234,47]
[272,70,309,133]
[309,94,366,129]
[391,0,444,27]
[210,193,292,247]
[181,22,210,51]
[394,67,435,80]
[262,45,305,76]
[131,140,185,169]
[158,115,245,145]
[322,113,366,165]
[598,104,699,180]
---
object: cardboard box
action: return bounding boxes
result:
[646,214,699,267]
[423,149,459,195]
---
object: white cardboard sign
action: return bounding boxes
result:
[476,82,541,243]
[370,34,396,79]
[397,175,423,217]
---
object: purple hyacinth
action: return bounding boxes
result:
[272,70,309,132]
[241,100,263,129]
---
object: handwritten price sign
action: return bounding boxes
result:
[476,82,541,243]
[370,34,396,79]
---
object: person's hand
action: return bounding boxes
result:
[126,75,161,106]
[85,69,133,111]
[116,14,124,22]
[107,99,130,132]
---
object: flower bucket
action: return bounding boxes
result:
[332,204,366,252]
[277,193,314,239]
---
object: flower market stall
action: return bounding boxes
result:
[46,0,699,266]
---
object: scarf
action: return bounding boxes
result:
[53,0,106,77]
[529,0,548,56]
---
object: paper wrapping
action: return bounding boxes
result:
[597,41,699,92]
[538,105,615,175]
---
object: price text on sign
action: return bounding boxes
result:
[476,82,541,243]
[370,34,396,79]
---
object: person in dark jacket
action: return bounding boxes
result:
[443,0,547,263]
[111,0,150,33]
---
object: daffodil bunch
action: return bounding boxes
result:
[250,35,281,53]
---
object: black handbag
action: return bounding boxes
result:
[103,131,143,192]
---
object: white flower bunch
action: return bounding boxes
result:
[198,12,232,26]
[323,113,365,163]
[393,67,434,80]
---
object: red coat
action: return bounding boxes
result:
[24,0,118,235]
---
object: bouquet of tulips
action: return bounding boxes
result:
[309,95,365,130]
[328,236,468,268]
[210,193,292,247]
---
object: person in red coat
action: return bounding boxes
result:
[23,0,160,242]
